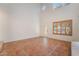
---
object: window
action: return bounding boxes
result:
[53,20,72,36]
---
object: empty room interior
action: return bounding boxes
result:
[0,3,79,56]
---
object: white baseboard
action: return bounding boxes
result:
[4,35,40,43]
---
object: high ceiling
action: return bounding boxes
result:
[52,3,70,9]
[41,3,71,11]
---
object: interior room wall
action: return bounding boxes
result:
[0,3,79,42]
[0,6,9,42]
[40,3,79,41]
[0,4,40,42]
[8,4,40,42]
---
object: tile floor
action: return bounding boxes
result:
[0,37,71,56]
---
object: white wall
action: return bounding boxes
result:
[0,3,79,42]
[72,42,79,56]
[0,6,9,42]
[0,4,40,42]
[40,3,79,41]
